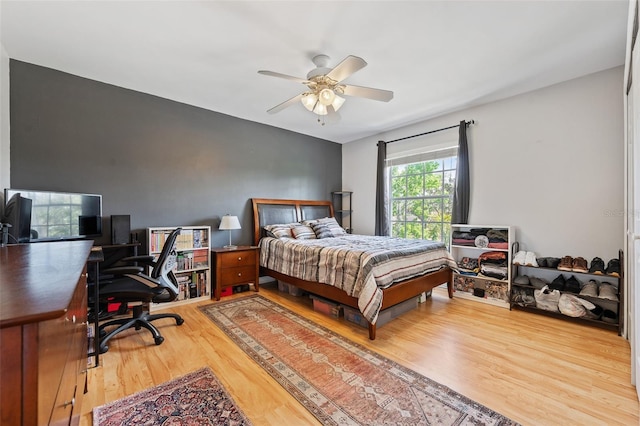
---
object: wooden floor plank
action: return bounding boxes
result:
[81,284,639,425]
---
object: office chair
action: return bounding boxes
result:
[98,227,184,353]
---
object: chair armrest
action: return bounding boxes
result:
[101,265,145,276]
[120,255,156,265]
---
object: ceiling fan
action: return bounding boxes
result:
[258,54,393,123]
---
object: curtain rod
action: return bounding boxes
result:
[381,119,475,145]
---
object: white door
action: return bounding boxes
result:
[630,33,640,402]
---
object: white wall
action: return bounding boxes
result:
[343,66,624,262]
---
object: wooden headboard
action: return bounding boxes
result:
[251,198,334,244]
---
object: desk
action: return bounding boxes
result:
[0,240,93,426]
[87,242,139,367]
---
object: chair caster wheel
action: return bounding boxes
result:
[99,329,107,338]
[99,345,109,354]
[154,336,164,345]
[177,318,184,326]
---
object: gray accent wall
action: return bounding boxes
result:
[9,60,341,248]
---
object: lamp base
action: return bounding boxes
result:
[223,244,238,249]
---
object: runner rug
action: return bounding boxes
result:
[93,367,252,425]
[200,294,519,426]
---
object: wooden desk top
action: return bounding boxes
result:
[0,240,93,328]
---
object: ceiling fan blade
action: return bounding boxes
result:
[342,84,394,102]
[258,70,309,84]
[266,93,303,114]
[326,55,367,82]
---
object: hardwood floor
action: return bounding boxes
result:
[81,283,639,425]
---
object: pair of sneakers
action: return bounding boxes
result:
[557,256,588,273]
[550,274,581,293]
[578,280,619,301]
[582,257,620,276]
[513,251,538,267]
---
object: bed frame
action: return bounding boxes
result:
[251,198,453,340]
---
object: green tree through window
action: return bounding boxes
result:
[389,156,456,245]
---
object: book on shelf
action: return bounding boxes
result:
[193,249,209,268]
[193,229,202,248]
[150,230,172,253]
[176,229,194,251]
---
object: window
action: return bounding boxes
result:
[388,151,457,245]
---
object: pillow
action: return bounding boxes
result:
[291,224,317,239]
[301,219,319,226]
[263,223,295,239]
[311,222,334,239]
[318,217,347,236]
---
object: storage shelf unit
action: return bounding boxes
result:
[147,226,211,310]
[331,191,353,233]
[450,224,514,309]
[511,247,623,335]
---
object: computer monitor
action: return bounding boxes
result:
[2,193,33,243]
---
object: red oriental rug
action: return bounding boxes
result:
[93,367,252,425]
[199,294,519,426]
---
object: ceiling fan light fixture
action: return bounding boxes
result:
[318,88,336,106]
[331,94,345,112]
[301,92,317,111]
[313,102,328,115]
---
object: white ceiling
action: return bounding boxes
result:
[0,1,629,144]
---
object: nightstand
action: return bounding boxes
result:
[211,246,260,300]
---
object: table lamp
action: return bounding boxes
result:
[219,215,241,249]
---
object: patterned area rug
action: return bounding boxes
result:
[200,295,519,426]
[93,367,252,425]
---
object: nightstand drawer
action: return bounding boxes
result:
[220,266,257,285]
[219,251,256,268]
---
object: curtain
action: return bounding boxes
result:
[451,120,470,224]
[375,141,389,236]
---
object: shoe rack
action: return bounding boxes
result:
[510,244,623,335]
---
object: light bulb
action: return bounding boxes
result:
[301,93,317,112]
[318,88,336,106]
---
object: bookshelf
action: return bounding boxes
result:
[147,226,211,310]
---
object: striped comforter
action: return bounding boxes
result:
[259,235,456,324]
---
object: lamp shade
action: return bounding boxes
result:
[219,215,241,230]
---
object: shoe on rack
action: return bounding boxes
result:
[547,257,561,268]
[605,258,620,277]
[537,257,548,267]
[549,274,566,291]
[524,252,539,267]
[588,257,605,275]
[571,257,588,273]
[598,282,619,301]
[583,304,603,320]
[513,275,530,286]
[564,275,581,293]
[602,309,618,324]
[512,251,527,265]
[579,280,598,297]
[557,256,573,271]
[529,276,548,289]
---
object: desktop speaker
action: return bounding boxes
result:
[111,215,131,244]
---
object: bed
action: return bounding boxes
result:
[252,198,455,340]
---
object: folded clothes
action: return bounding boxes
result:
[488,242,508,249]
[486,229,509,241]
[452,238,476,246]
[478,251,507,262]
[480,263,508,280]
